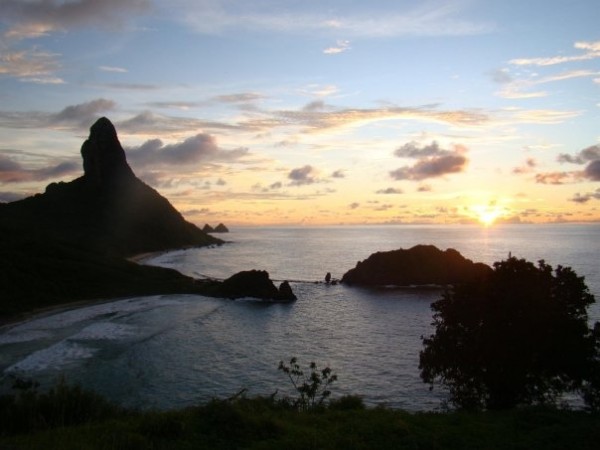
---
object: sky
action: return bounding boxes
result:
[0,0,599,226]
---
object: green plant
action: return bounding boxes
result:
[278,357,338,411]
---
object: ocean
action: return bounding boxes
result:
[1,224,599,410]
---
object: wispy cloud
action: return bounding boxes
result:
[0,49,64,84]
[174,0,494,38]
[0,155,78,183]
[0,99,116,130]
[509,40,600,66]
[496,70,597,99]
[99,65,128,73]
[569,188,600,203]
[323,40,351,54]
[0,0,151,40]
[0,0,150,83]
[252,104,489,134]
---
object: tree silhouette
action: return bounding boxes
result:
[420,256,599,410]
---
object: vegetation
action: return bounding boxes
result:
[420,256,600,410]
[0,378,598,450]
[277,357,338,410]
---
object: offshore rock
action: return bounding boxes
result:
[212,270,296,301]
[341,244,492,287]
[214,223,229,233]
[203,224,215,233]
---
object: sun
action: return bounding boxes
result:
[472,205,502,227]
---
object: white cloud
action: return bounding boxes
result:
[99,65,128,73]
[509,40,600,66]
[497,70,596,99]
[172,0,493,38]
[323,40,351,54]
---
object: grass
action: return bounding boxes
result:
[1,382,598,450]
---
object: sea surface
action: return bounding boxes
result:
[1,224,599,410]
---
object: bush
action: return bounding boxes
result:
[420,257,600,410]
[278,357,338,411]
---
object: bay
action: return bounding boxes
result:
[1,224,598,410]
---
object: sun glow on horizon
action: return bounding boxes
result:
[472,204,503,227]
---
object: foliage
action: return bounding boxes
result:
[0,376,125,435]
[420,256,600,410]
[278,357,338,410]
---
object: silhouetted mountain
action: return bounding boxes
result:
[0,117,220,257]
[0,117,223,319]
[341,245,492,287]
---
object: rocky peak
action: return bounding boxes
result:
[81,117,135,185]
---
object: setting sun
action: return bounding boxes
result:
[472,205,502,227]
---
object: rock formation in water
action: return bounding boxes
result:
[214,223,229,233]
[0,117,220,257]
[202,223,229,233]
[341,244,492,287]
[198,270,296,301]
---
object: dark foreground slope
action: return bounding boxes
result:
[0,118,221,319]
[0,389,598,450]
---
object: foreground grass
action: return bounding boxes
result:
[1,385,599,450]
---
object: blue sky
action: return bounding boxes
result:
[1,0,599,225]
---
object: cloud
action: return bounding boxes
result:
[99,65,128,73]
[510,109,581,124]
[52,99,117,126]
[390,141,468,181]
[534,172,571,185]
[394,141,451,158]
[512,158,537,174]
[417,184,432,192]
[0,155,78,183]
[497,70,596,99]
[509,40,600,66]
[376,187,403,194]
[349,202,360,209]
[569,189,600,203]
[557,145,600,182]
[584,160,600,181]
[323,40,351,54]
[176,0,493,38]
[213,92,265,103]
[259,105,489,134]
[126,134,249,168]
[288,165,319,186]
[0,49,64,84]
[558,145,600,164]
[0,98,116,130]
[0,0,151,40]
[116,111,244,134]
[331,169,345,178]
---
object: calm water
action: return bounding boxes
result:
[1,224,599,410]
